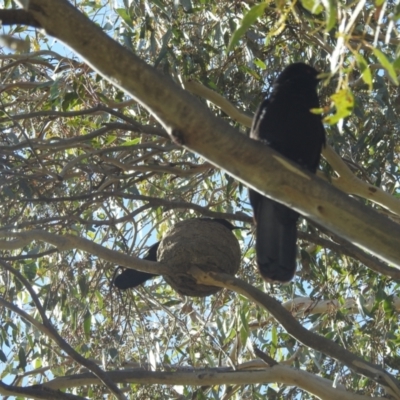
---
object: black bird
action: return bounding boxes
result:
[249,63,326,283]
[113,242,159,290]
[113,218,238,290]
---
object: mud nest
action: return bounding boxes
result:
[157,219,241,297]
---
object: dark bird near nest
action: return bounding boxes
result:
[113,218,238,290]
[249,63,326,283]
[113,242,160,290]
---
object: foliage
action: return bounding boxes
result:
[0,0,400,399]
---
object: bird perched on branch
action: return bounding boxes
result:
[113,218,238,290]
[249,63,326,283]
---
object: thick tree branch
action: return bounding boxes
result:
[6,0,398,268]
[184,78,400,217]
[0,230,166,275]
[0,8,41,28]
[38,366,378,400]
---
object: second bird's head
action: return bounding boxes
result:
[275,62,320,88]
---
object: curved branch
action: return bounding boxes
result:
[0,9,41,28]
[18,0,400,267]
[184,78,400,217]
[0,248,58,261]
[323,145,400,216]
[0,230,166,275]
[0,380,85,400]
[298,231,400,279]
[183,79,253,127]
[190,268,400,396]
[38,365,378,400]
[249,295,400,331]
[0,103,167,139]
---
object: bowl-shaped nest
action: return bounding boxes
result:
[158,219,241,297]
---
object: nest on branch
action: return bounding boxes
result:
[158,219,241,297]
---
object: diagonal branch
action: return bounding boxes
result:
[184,79,400,217]
[0,230,165,275]
[0,9,41,28]
[190,267,400,397]
[7,0,399,268]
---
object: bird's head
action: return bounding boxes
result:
[275,62,320,87]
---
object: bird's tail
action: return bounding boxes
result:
[255,196,298,282]
[113,241,160,289]
[114,269,157,290]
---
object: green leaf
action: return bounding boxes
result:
[78,275,88,297]
[355,53,372,90]
[150,0,168,12]
[83,310,92,340]
[154,29,173,67]
[95,290,103,310]
[0,349,6,363]
[372,48,399,85]
[301,0,323,14]
[109,347,118,360]
[324,89,354,125]
[383,296,395,317]
[227,3,269,53]
[239,308,249,333]
[239,307,249,344]
[240,323,248,345]
[241,65,261,80]
[34,357,42,369]
[23,261,37,281]
[394,4,400,21]
[271,325,278,358]
[320,0,336,31]
[18,347,27,370]
[162,299,182,307]
[254,58,266,70]
[393,56,400,71]
[121,138,141,146]
[115,8,134,28]
[62,92,80,111]
[105,135,117,145]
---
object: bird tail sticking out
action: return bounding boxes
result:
[113,242,160,290]
[113,219,240,290]
[254,196,298,283]
[113,269,156,289]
